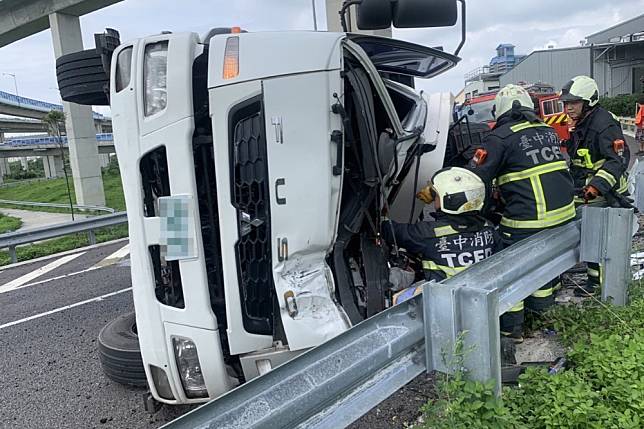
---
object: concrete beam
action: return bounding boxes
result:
[50,11,105,206]
[0,0,123,48]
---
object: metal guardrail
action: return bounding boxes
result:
[0,212,127,263]
[162,206,635,429]
[0,199,114,213]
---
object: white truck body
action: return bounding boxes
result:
[110,29,456,404]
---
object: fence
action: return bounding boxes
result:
[161,206,635,429]
[0,212,127,263]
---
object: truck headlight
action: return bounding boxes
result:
[144,41,168,116]
[172,337,208,398]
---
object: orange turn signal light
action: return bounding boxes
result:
[223,36,239,80]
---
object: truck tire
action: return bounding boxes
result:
[98,312,147,387]
[56,48,109,106]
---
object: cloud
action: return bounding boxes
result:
[0,0,642,103]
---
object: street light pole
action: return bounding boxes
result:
[2,72,20,106]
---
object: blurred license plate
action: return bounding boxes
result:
[159,195,196,261]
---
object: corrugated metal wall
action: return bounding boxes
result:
[594,44,644,96]
[587,14,644,44]
[500,47,591,92]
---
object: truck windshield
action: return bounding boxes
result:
[461,99,495,124]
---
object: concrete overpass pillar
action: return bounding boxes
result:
[325,0,392,36]
[0,158,8,177]
[20,157,28,170]
[43,155,64,179]
[0,132,4,144]
[49,12,106,206]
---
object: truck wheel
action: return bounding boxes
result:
[56,48,109,106]
[98,312,147,387]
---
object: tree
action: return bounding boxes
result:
[43,110,75,220]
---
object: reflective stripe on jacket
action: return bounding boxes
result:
[469,109,576,233]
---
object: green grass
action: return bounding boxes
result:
[0,213,22,234]
[0,169,125,212]
[0,169,128,265]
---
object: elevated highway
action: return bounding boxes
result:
[0,134,115,158]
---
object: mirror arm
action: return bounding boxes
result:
[454,0,466,56]
[340,0,363,32]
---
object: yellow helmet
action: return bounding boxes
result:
[431,167,485,215]
[560,76,599,107]
[494,84,534,118]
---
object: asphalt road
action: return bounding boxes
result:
[0,240,192,429]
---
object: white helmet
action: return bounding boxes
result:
[560,76,600,107]
[432,167,485,215]
[495,84,534,118]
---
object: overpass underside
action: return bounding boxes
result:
[0,0,124,205]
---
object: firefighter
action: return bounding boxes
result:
[381,167,501,304]
[469,84,576,341]
[636,94,644,155]
[560,75,631,296]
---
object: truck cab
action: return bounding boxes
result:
[55,0,467,405]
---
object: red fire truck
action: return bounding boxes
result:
[461,83,570,140]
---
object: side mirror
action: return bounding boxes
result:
[356,0,392,30]
[393,0,458,28]
[356,0,458,30]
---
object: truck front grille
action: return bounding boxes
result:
[140,147,184,309]
[230,97,273,336]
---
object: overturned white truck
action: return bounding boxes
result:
[57,0,470,405]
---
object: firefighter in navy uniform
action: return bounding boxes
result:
[560,75,631,296]
[469,84,576,341]
[382,167,501,303]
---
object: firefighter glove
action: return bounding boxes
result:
[582,185,600,201]
[416,184,434,204]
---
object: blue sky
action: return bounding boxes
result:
[0,0,642,108]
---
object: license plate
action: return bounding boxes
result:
[159,195,196,261]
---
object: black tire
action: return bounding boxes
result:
[98,312,147,387]
[56,48,109,106]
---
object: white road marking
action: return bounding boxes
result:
[0,288,132,330]
[93,243,130,268]
[0,252,85,294]
[15,266,101,290]
[1,244,132,293]
[0,238,128,271]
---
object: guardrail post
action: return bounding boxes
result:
[9,246,16,263]
[87,229,96,245]
[581,206,634,306]
[423,281,502,395]
[459,287,501,394]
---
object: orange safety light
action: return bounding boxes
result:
[231,26,242,34]
[223,36,239,80]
